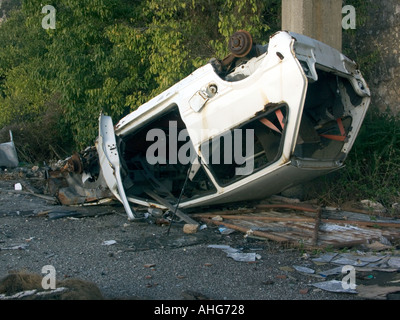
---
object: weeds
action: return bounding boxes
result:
[0,99,74,164]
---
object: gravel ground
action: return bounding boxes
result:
[0,178,372,302]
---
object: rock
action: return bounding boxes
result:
[183,224,199,234]
[360,200,387,214]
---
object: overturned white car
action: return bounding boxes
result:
[96,31,370,220]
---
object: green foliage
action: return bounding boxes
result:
[342,0,380,82]
[0,7,54,135]
[0,0,277,152]
[142,0,273,97]
[343,111,400,205]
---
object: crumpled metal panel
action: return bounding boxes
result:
[0,131,19,168]
[47,148,114,206]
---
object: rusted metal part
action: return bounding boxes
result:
[57,188,86,206]
[219,53,236,71]
[57,183,113,206]
[220,30,256,73]
[229,30,253,57]
[47,148,114,206]
[61,153,83,174]
[195,213,400,229]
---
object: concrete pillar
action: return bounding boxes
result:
[282,0,343,51]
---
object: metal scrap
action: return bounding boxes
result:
[195,206,400,249]
[0,131,19,168]
[47,147,114,206]
[311,280,357,294]
[208,244,261,262]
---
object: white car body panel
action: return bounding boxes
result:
[96,31,371,216]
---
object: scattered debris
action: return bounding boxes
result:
[356,285,400,300]
[144,189,199,227]
[14,183,22,191]
[0,244,28,251]
[148,207,163,217]
[318,267,344,277]
[314,252,400,272]
[196,205,400,249]
[293,266,315,274]
[47,148,114,206]
[279,266,295,272]
[332,253,384,267]
[218,226,235,235]
[306,249,400,299]
[0,287,68,300]
[388,257,400,268]
[310,280,357,294]
[227,252,261,262]
[312,252,338,264]
[0,131,19,168]
[208,244,261,262]
[48,210,82,220]
[102,240,117,246]
[12,190,57,203]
